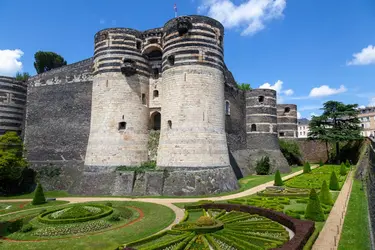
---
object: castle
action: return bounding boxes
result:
[0,15,298,196]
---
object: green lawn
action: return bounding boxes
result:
[338,179,371,250]
[0,200,69,215]
[0,201,175,250]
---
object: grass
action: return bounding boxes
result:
[0,200,69,215]
[0,167,304,200]
[338,179,371,250]
[0,201,176,250]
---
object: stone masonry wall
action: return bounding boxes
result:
[24,59,93,161]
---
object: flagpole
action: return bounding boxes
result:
[174,3,178,18]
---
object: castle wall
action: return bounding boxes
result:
[277,104,298,138]
[84,28,150,167]
[24,59,93,161]
[0,76,27,136]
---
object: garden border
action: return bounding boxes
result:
[197,203,315,250]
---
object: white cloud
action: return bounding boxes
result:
[0,49,24,76]
[297,112,301,119]
[359,105,366,109]
[198,0,286,36]
[347,45,375,66]
[258,80,294,104]
[308,85,347,98]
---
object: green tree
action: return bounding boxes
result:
[329,171,340,190]
[15,72,30,82]
[279,139,303,166]
[340,163,347,176]
[305,189,325,221]
[303,162,311,174]
[32,183,46,205]
[308,101,362,163]
[236,83,252,91]
[274,170,283,186]
[0,132,28,194]
[319,180,333,205]
[33,51,67,74]
[255,156,270,175]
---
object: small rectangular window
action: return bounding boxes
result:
[142,93,146,105]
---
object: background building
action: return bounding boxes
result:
[358,107,375,137]
[297,118,310,138]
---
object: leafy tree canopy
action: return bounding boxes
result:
[15,72,30,82]
[236,83,252,91]
[33,51,67,74]
[308,101,362,161]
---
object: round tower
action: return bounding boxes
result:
[246,89,279,150]
[0,76,27,135]
[277,104,298,138]
[157,15,229,168]
[84,28,150,167]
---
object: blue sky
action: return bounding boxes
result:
[0,0,374,118]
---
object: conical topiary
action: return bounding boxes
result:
[305,189,325,221]
[274,170,283,186]
[303,162,311,174]
[319,180,333,205]
[319,159,324,167]
[32,183,46,205]
[345,159,351,168]
[329,171,340,191]
[340,163,347,176]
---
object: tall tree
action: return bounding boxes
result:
[308,101,362,162]
[236,83,252,91]
[15,72,30,82]
[33,51,67,74]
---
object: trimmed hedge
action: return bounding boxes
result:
[274,170,284,186]
[329,171,340,190]
[38,204,113,224]
[340,163,347,176]
[319,180,333,205]
[32,183,46,205]
[199,203,315,250]
[303,162,312,174]
[305,189,325,222]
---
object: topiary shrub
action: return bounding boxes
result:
[305,189,325,221]
[345,159,351,168]
[329,171,340,191]
[340,163,347,176]
[255,156,271,175]
[274,170,283,186]
[303,162,311,174]
[319,180,333,205]
[32,183,46,205]
[319,159,324,167]
[20,223,33,233]
[196,216,215,226]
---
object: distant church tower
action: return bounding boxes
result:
[84,28,150,167]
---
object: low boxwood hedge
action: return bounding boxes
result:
[38,204,113,224]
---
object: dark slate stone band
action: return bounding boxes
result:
[93,68,149,77]
[94,50,146,60]
[163,41,223,55]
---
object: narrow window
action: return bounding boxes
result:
[251,124,256,132]
[142,93,146,105]
[225,101,230,115]
[279,132,285,137]
[168,55,175,65]
[118,122,126,131]
[149,38,158,44]
[153,90,159,98]
[122,115,124,119]
[136,41,141,50]
[168,120,172,129]
[153,68,159,79]
[258,96,264,103]
[284,107,290,113]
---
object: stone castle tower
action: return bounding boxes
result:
[0,15,298,196]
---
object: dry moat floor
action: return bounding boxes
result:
[0,165,370,250]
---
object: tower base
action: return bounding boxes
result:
[232,149,290,176]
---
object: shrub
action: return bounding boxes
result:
[329,171,340,190]
[274,170,283,186]
[345,159,351,168]
[305,189,325,221]
[340,163,347,176]
[105,202,112,207]
[319,159,324,167]
[255,156,271,175]
[303,162,311,174]
[196,216,215,226]
[20,223,33,233]
[319,180,333,205]
[32,183,46,205]
[279,139,303,166]
[109,212,121,221]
